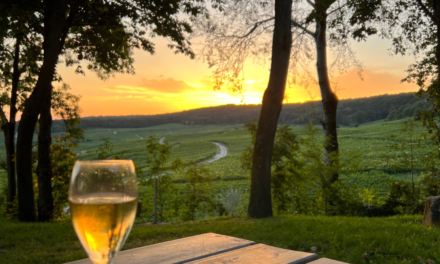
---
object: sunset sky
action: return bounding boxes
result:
[57,35,419,117]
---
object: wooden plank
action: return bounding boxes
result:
[187,244,318,264]
[64,233,255,264]
[308,258,349,264]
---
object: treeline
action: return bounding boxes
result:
[51,92,430,131]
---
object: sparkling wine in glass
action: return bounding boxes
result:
[69,160,138,264]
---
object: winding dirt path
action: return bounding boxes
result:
[160,137,227,163]
[202,142,228,163]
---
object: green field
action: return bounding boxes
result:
[0,118,433,214]
[49,119,431,190]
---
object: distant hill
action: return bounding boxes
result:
[51,92,431,132]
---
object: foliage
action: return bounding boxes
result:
[46,136,78,221]
[44,119,440,220]
[419,170,440,197]
[381,180,424,216]
[179,162,213,221]
[367,118,440,215]
[0,3,41,118]
[96,137,127,160]
[300,123,365,216]
[138,136,180,222]
[4,134,78,221]
[241,120,365,216]
[51,84,84,140]
[0,0,222,81]
[96,137,112,159]
[216,186,246,217]
[241,119,303,215]
[359,188,385,209]
[17,135,78,221]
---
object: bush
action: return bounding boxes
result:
[216,186,246,216]
[419,170,440,196]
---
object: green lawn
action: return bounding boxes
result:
[0,215,437,264]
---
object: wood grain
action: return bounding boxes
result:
[308,258,349,264]
[64,233,255,264]
[186,244,318,264]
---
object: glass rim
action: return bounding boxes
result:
[74,160,134,164]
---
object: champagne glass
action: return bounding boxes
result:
[69,160,138,264]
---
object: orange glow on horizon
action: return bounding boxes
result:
[54,36,418,118]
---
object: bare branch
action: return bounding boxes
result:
[306,0,315,8]
[414,0,437,24]
[291,19,315,38]
[230,17,275,39]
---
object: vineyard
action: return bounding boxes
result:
[51,118,431,195]
[0,118,432,221]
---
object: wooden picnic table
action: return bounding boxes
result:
[65,233,346,264]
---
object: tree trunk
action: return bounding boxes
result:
[5,35,21,210]
[154,178,158,224]
[16,0,67,222]
[248,0,292,218]
[4,122,17,209]
[315,12,339,184]
[37,90,54,222]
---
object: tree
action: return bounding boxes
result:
[0,3,41,211]
[180,162,213,221]
[196,0,366,209]
[96,137,126,160]
[245,0,292,218]
[36,90,53,221]
[36,84,83,221]
[143,136,180,223]
[4,0,219,222]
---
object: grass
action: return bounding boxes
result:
[0,215,438,264]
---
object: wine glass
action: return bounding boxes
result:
[68,160,138,264]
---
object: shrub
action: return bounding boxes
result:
[48,136,78,220]
[419,170,440,196]
[216,186,246,216]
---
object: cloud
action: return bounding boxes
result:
[139,77,191,93]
